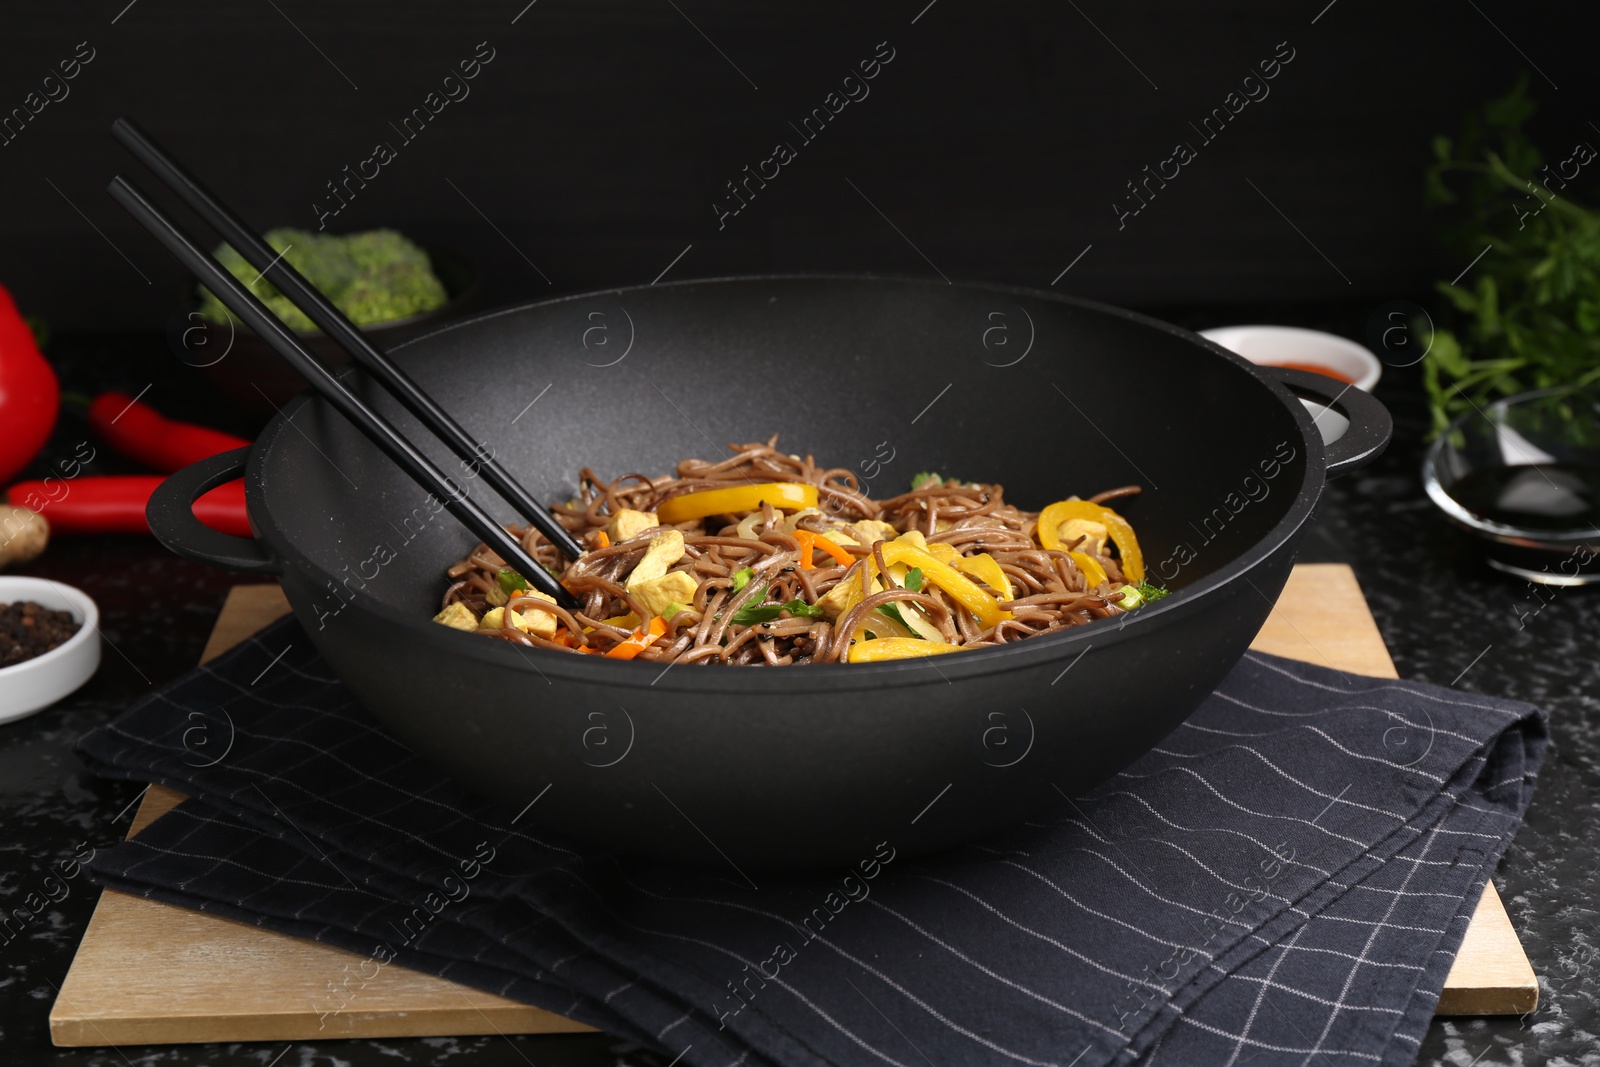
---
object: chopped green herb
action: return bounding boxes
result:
[732,605,779,624]
[904,567,923,593]
[731,597,823,625]
[1116,580,1172,610]
[715,581,765,622]
[726,582,770,623]
[497,568,529,596]
[660,602,690,620]
[730,567,755,592]
[910,471,943,490]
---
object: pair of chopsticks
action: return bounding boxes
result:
[106,118,582,609]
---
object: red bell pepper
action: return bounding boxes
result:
[87,392,251,474]
[5,476,249,537]
[0,284,60,485]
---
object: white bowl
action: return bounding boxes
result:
[1200,325,1383,446]
[0,577,101,726]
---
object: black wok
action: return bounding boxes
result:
[149,276,1390,871]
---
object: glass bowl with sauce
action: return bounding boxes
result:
[1423,383,1600,585]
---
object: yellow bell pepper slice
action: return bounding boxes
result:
[848,637,965,663]
[656,482,818,524]
[953,552,1011,601]
[1067,551,1108,588]
[1037,500,1145,582]
[913,539,1009,600]
[868,542,1012,629]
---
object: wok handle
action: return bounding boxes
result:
[147,447,280,574]
[1260,367,1392,478]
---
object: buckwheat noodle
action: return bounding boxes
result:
[438,437,1144,665]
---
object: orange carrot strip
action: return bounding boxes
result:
[812,534,854,568]
[794,530,817,570]
[604,615,666,660]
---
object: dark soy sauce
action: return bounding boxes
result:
[1450,462,1600,530]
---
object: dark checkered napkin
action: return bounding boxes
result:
[79,616,1546,1067]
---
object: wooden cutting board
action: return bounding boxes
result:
[50,564,1536,1046]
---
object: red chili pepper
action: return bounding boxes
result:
[88,392,250,474]
[5,475,249,537]
[0,284,60,485]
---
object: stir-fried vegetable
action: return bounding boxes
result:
[732,595,826,625]
[498,567,529,596]
[1036,499,1145,582]
[794,530,816,570]
[604,615,666,659]
[865,541,1012,629]
[1115,581,1171,610]
[656,482,818,524]
[876,594,917,634]
[794,530,856,570]
[951,554,1009,599]
[847,637,963,663]
[1068,551,1108,588]
[811,533,853,567]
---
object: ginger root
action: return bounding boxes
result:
[0,505,49,568]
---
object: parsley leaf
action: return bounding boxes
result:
[876,602,916,632]
[1422,77,1600,436]
[873,567,926,636]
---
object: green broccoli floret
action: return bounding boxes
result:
[910,471,943,490]
[343,229,428,272]
[196,228,447,331]
[1137,581,1172,603]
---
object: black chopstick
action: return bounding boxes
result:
[109,117,586,564]
[107,175,581,611]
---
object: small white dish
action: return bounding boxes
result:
[0,576,101,726]
[1200,325,1383,445]
[1199,325,1382,391]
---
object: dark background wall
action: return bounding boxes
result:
[2,0,1596,331]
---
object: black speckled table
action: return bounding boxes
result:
[2,324,1596,1067]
